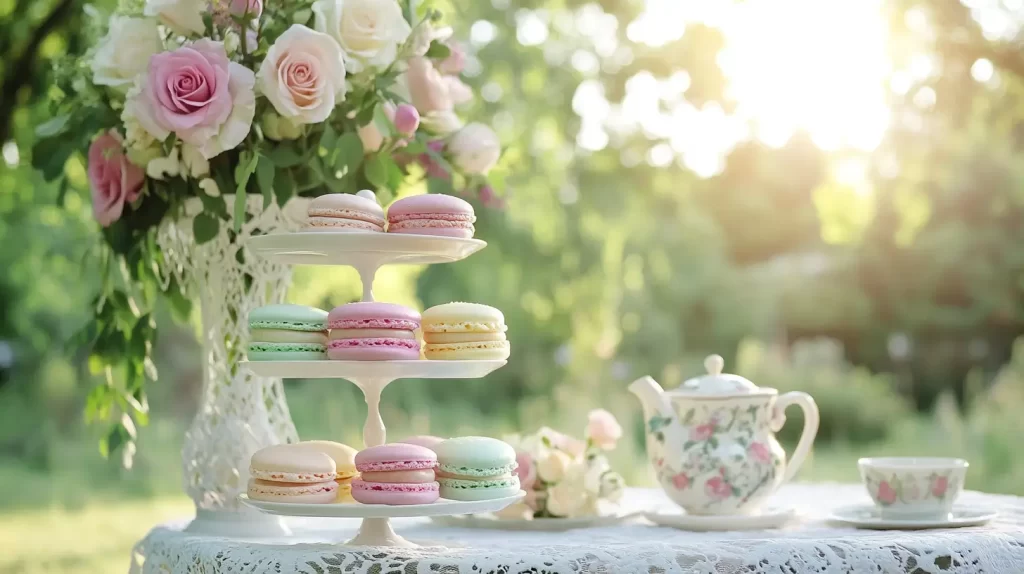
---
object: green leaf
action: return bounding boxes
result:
[402,139,426,154]
[234,151,259,231]
[336,132,364,176]
[256,154,275,209]
[373,104,394,137]
[193,213,219,244]
[425,40,451,59]
[36,114,71,137]
[312,157,344,193]
[364,154,390,190]
[355,104,376,127]
[268,144,304,167]
[275,168,295,206]
[320,124,339,166]
[427,176,455,196]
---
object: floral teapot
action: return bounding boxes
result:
[629,355,819,515]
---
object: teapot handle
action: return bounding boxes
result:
[772,392,820,485]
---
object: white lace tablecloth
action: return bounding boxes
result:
[132,483,1024,573]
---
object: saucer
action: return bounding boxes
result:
[828,505,997,530]
[644,507,797,531]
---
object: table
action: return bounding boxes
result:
[131,483,1024,573]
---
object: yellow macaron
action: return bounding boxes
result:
[421,302,510,360]
[297,440,359,503]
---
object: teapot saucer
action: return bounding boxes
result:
[644,506,797,531]
[828,505,996,530]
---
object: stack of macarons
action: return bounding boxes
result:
[350,444,440,505]
[386,194,476,238]
[326,302,422,361]
[421,302,510,360]
[435,437,521,501]
[248,304,329,361]
[306,191,386,233]
[247,441,360,504]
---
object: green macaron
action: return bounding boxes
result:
[248,304,329,361]
[435,436,521,501]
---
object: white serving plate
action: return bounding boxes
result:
[246,231,486,267]
[240,492,525,519]
[242,359,506,380]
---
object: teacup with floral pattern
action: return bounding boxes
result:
[858,457,968,518]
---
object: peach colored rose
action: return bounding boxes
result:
[515,451,537,490]
[406,57,452,113]
[690,423,715,442]
[704,476,731,500]
[88,130,145,227]
[258,24,347,125]
[129,39,255,159]
[586,409,622,450]
[748,442,771,464]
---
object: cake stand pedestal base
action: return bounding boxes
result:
[185,509,292,538]
[346,517,416,547]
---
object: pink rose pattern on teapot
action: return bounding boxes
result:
[648,398,786,514]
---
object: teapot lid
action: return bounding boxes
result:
[677,355,759,395]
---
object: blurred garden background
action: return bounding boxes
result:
[4,0,1024,571]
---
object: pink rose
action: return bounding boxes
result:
[671,473,690,490]
[228,0,261,17]
[704,476,732,501]
[88,130,145,227]
[515,451,537,490]
[877,480,897,505]
[586,409,623,450]
[438,41,466,75]
[258,24,347,125]
[748,442,771,464]
[931,476,948,498]
[393,103,420,136]
[406,57,452,113]
[690,423,715,442]
[131,40,255,159]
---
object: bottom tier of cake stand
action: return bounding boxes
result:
[240,492,525,547]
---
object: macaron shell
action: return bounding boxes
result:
[247,349,328,361]
[351,478,440,505]
[355,444,437,471]
[308,193,385,220]
[249,304,329,331]
[307,207,386,226]
[434,437,517,473]
[307,217,384,233]
[440,483,522,502]
[424,343,510,361]
[387,194,475,218]
[421,302,506,333]
[387,226,475,238]
[328,302,422,329]
[250,444,337,482]
[248,479,338,504]
[327,342,422,361]
[298,441,358,475]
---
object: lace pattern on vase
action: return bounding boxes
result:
[156,196,308,511]
[132,484,1024,573]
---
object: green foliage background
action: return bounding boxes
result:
[3,0,1024,571]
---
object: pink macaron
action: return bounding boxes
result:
[386,194,476,238]
[327,302,421,361]
[351,444,439,505]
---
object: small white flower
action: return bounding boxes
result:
[312,0,411,73]
[180,144,210,178]
[144,0,206,35]
[91,16,163,91]
[448,122,501,174]
[146,148,181,180]
[199,178,221,197]
[536,449,571,483]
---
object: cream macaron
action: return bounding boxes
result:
[306,191,386,232]
[248,444,338,504]
[421,302,510,360]
[298,440,359,503]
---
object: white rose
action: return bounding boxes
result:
[143,0,205,35]
[258,24,347,125]
[536,449,571,483]
[448,122,501,174]
[546,479,586,517]
[91,16,163,90]
[420,110,463,135]
[312,0,411,73]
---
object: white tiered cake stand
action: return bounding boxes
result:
[241,231,521,548]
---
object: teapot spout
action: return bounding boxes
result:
[629,375,674,421]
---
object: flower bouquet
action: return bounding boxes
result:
[500,410,627,519]
[31,0,504,456]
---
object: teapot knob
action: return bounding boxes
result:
[704,354,725,376]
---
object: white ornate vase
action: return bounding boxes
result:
[157,195,308,537]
